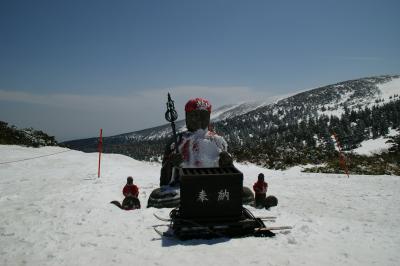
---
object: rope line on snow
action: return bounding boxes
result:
[0,142,97,165]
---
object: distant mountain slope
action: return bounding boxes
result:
[63,75,400,173]
[215,75,399,145]
[212,75,400,172]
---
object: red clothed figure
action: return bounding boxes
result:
[253,180,268,194]
[253,173,268,208]
[123,184,139,198]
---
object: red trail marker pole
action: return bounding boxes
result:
[333,132,349,178]
[98,128,103,178]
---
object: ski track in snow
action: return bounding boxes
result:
[0,145,399,266]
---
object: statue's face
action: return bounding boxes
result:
[185,110,210,132]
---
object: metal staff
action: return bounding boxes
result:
[165,93,179,153]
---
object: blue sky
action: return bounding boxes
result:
[0,0,399,141]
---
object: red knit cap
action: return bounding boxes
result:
[185,98,212,113]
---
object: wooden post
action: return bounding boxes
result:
[98,128,103,178]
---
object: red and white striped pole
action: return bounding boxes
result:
[98,128,103,178]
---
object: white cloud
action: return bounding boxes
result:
[0,86,274,112]
[321,55,383,61]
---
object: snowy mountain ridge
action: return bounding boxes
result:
[63,74,400,171]
[67,75,400,141]
[119,74,400,141]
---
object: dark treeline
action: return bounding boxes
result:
[216,99,400,169]
[103,138,166,162]
[0,121,58,147]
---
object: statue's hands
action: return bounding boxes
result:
[171,153,183,167]
[219,151,233,167]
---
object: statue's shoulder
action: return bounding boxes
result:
[206,130,223,139]
[206,130,228,150]
[164,131,186,154]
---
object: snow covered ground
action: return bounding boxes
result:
[1,145,399,266]
[377,77,400,101]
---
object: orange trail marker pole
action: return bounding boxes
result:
[98,128,103,178]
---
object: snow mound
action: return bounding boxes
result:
[352,137,392,156]
[351,128,399,156]
[0,145,399,266]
